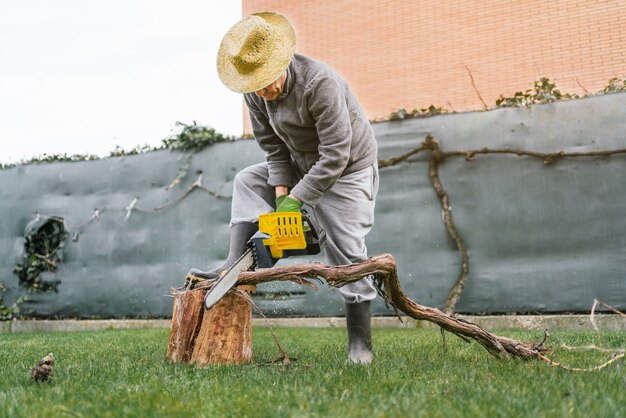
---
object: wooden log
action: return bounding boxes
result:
[191,290,252,365]
[167,289,206,363]
[167,286,253,366]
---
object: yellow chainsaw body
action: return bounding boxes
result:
[258,212,307,258]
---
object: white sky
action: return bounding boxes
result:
[0,1,243,164]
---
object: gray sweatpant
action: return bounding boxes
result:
[230,162,379,304]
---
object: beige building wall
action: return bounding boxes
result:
[242,0,626,132]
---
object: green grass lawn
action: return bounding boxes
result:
[0,327,624,418]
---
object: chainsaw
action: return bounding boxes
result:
[192,210,326,310]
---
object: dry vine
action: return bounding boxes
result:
[464,65,488,110]
[424,137,470,315]
[377,135,626,314]
[135,173,231,213]
[539,299,626,372]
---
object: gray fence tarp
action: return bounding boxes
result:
[1,92,625,318]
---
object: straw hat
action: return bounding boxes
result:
[217,12,296,93]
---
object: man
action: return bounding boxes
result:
[190,11,379,364]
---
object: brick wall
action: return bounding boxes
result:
[241,0,626,131]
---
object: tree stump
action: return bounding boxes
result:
[167,286,253,366]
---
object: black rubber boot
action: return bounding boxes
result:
[346,301,373,364]
[187,221,258,281]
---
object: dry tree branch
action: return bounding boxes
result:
[232,255,626,370]
[237,254,547,359]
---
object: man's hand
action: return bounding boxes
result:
[276,195,303,212]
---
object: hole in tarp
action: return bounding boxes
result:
[13,215,66,293]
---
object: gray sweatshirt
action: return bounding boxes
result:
[244,53,378,208]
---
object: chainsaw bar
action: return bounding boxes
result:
[203,248,256,310]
